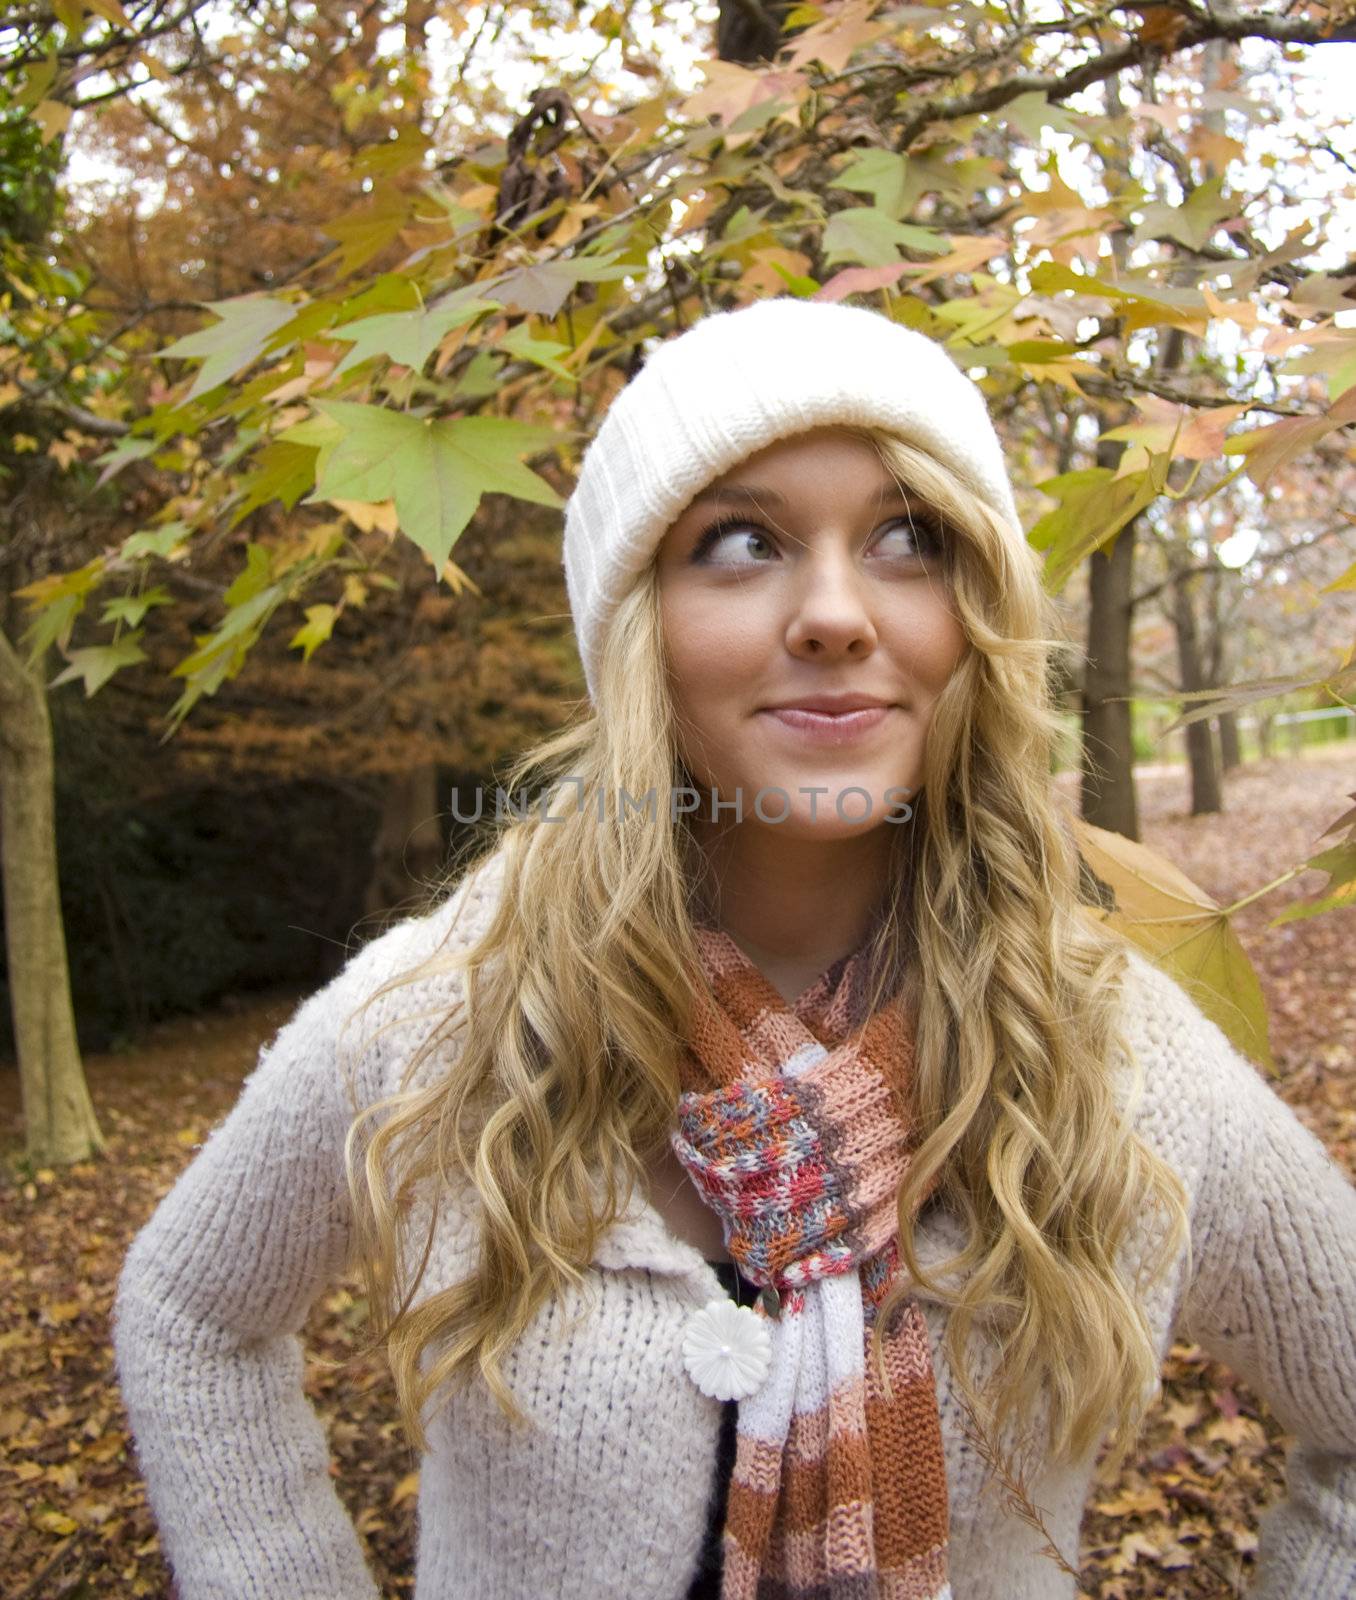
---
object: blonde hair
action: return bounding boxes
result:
[340,425,1189,1489]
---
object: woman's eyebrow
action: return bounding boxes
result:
[689,484,784,506]
[688,482,917,507]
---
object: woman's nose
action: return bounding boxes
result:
[782,545,878,659]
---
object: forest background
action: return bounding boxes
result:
[1,0,1355,1595]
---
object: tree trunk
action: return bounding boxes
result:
[1078,65,1143,842]
[0,628,105,1167]
[1195,44,1239,786]
[363,764,445,922]
[717,0,799,63]
[1202,563,1243,772]
[1257,711,1274,760]
[1218,709,1242,771]
[1080,441,1141,840]
[1169,568,1222,816]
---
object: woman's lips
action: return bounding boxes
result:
[758,705,892,745]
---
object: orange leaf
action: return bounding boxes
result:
[780,0,894,72]
[1136,7,1189,48]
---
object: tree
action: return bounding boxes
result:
[1,59,108,1165]
[0,629,105,1163]
[0,2,217,1166]
[51,1,582,905]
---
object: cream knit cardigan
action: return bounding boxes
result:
[112,846,1356,1600]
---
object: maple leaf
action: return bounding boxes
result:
[328,294,498,378]
[828,149,912,218]
[822,206,948,268]
[1223,383,1356,488]
[780,0,894,72]
[288,604,337,664]
[309,401,563,574]
[156,296,296,403]
[892,234,1009,288]
[1070,817,1275,1072]
[48,634,149,697]
[1099,394,1249,466]
[487,251,632,317]
[677,60,809,134]
[1130,175,1241,252]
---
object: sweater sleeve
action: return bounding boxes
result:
[1165,965,1356,1598]
[111,859,500,1600]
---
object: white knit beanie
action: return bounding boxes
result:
[561,295,1025,702]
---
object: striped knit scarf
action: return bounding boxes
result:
[671,923,952,1600]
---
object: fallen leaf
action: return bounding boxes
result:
[34,1509,79,1536]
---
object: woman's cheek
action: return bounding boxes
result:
[667,599,758,710]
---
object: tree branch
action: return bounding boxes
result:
[1131,520,1354,607]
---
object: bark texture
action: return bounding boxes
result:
[0,628,105,1166]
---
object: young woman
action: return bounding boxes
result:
[113,296,1356,1600]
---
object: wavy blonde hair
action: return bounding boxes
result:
[339,425,1189,1491]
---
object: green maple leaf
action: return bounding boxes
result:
[156,296,296,402]
[1072,819,1274,1073]
[49,633,148,697]
[1001,91,1089,143]
[329,293,500,378]
[120,520,190,561]
[1028,466,1162,593]
[1271,839,1356,926]
[828,151,912,220]
[354,124,431,178]
[318,188,413,277]
[92,434,157,488]
[309,401,564,572]
[498,323,577,382]
[227,441,317,527]
[99,586,172,628]
[489,251,632,316]
[822,206,948,269]
[289,604,338,664]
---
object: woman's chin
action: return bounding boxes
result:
[769,814,893,845]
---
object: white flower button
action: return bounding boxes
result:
[682,1298,772,1402]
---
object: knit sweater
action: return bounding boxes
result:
[687,1259,760,1598]
[112,845,1356,1600]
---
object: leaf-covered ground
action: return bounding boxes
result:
[2,746,1353,1599]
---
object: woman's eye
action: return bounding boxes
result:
[694,521,776,565]
[691,512,943,565]
[875,516,941,557]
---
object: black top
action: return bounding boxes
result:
[684,1258,763,1599]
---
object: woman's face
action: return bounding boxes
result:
[655,427,967,841]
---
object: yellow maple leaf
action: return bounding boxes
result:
[440,558,482,597]
[1071,818,1273,1073]
[334,498,399,536]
